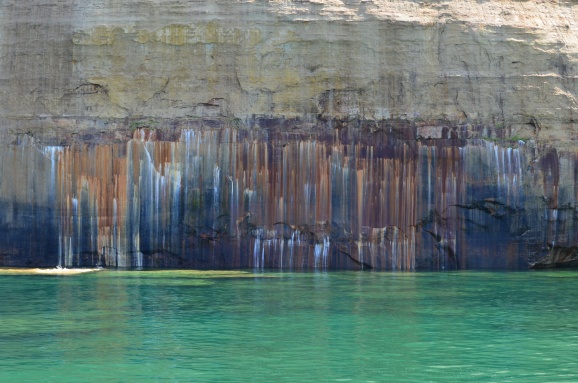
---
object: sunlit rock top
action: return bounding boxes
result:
[1,0,577,142]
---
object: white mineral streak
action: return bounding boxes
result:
[0,1,577,270]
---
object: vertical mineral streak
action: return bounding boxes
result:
[0,127,542,270]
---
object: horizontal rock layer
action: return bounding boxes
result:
[1,0,578,141]
[1,1,578,268]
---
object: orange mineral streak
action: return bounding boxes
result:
[41,129,529,270]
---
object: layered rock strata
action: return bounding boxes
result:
[0,0,578,269]
[2,0,578,139]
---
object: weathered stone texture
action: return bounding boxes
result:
[2,1,578,269]
[1,1,578,141]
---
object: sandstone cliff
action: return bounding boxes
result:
[2,0,578,140]
[1,1,578,269]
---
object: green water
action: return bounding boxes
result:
[1,270,578,382]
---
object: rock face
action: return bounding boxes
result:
[0,122,571,270]
[2,0,578,138]
[530,244,578,269]
[1,0,578,269]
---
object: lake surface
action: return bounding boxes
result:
[1,269,577,382]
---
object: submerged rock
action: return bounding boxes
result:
[0,268,102,275]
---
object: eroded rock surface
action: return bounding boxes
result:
[2,0,578,140]
[530,244,578,269]
[0,123,574,270]
[1,1,578,269]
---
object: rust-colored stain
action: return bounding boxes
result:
[0,129,549,270]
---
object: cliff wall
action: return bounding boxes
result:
[1,0,578,269]
[2,0,578,140]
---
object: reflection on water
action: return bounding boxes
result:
[1,270,577,382]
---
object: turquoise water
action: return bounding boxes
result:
[1,270,578,382]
